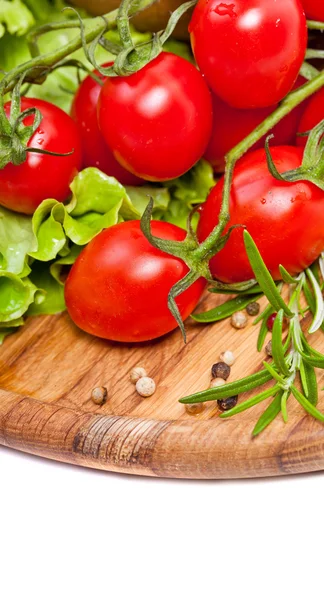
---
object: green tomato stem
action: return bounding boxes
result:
[307,20,324,30]
[193,71,324,263]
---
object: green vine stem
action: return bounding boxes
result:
[307,20,324,30]
[194,71,324,263]
[180,240,324,435]
[0,0,157,96]
[1,1,324,336]
[141,68,324,334]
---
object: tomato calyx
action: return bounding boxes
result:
[265,120,324,191]
[141,198,244,340]
[75,0,197,78]
[0,74,75,170]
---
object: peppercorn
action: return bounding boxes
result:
[185,403,205,416]
[220,350,235,366]
[246,301,260,316]
[91,386,108,406]
[210,377,226,388]
[217,396,238,412]
[265,340,273,357]
[135,376,156,397]
[211,362,231,380]
[130,366,147,383]
[231,311,248,329]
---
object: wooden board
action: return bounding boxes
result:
[1,293,324,479]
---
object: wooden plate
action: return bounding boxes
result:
[1,293,324,479]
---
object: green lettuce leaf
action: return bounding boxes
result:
[28,261,66,315]
[0,0,34,37]
[0,205,36,275]
[0,158,215,338]
[0,272,40,322]
[30,167,140,262]
[164,160,215,229]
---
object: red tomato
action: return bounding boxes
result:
[297,87,324,147]
[198,146,324,283]
[0,98,82,215]
[189,0,307,109]
[205,78,307,172]
[98,52,213,181]
[302,0,324,20]
[71,64,143,186]
[65,220,205,342]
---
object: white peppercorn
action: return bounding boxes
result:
[130,366,147,383]
[220,350,235,366]
[231,311,248,329]
[210,377,226,388]
[135,376,156,397]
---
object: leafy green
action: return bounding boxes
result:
[28,261,65,315]
[0,272,41,322]
[164,160,215,229]
[0,167,141,334]
[30,168,140,262]
[0,205,36,275]
[0,1,192,113]
[0,0,34,37]
[0,159,214,340]
[0,0,110,111]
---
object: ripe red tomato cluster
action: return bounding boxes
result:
[1,0,323,342]
[0,98,82,215]
[66,0,324,342]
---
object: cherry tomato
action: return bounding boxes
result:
[98,53,213,181]
[297,87,324,147]
[205,78,307,172]
[189,0,307,109]
[65,220,205,342]
[0,98,82,215]
[71,64,143,186]
[198,146,324,283]
[302,0,324,21]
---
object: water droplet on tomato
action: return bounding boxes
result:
[37,138,44,145]
[261,198,267,205]
[38,129,44,134]
[213,3,237,17]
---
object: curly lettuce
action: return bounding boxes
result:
[0,160,214,342]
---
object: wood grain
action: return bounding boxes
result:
[1,293,324,478]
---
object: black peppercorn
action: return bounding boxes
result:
[211,362,231,380]
[217,396,238,412]
[246,301,260,316]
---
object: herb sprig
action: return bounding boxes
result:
[180,232,324,436]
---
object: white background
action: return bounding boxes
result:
[1,446,323,600]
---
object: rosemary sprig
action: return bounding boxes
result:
[191,292,262,323]
[180,235,324,435]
